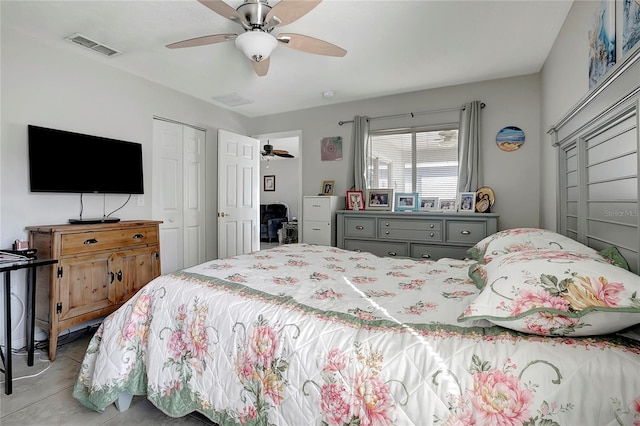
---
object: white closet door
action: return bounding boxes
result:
[152,119,206,274]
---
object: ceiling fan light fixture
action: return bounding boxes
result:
[235,31,277,62]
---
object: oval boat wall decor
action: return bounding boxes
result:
[496,126,525,152]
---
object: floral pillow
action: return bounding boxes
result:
[458,249,640,336]
[467,228,600,264]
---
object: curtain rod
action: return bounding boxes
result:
[337,102,486,126]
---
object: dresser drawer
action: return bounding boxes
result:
[411,244,469,260]
[344,239,408,258]
[344,217,377,238]
[378,219,441,231]
[379,228,442,242]
[60,226,159,256]
[445,221,487,244]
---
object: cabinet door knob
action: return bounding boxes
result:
[109,271,114,284]
[116,270,123,282]
[84,238,98,245]
[387,251,397,256]
[461,230,471,235]
[132,233,144,239]
[422,254,431,259]
[355,225,364,230]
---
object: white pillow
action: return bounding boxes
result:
[459,249,640,336]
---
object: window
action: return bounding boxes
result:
[366,127,458,199]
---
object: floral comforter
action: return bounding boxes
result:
[73,244,640,425]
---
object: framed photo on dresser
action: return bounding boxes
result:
[366,189,393,210]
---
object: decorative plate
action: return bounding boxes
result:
[475,186,495,213]
[496,126,525,151]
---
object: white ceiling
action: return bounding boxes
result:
[2,0,574,118]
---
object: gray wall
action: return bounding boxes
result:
[248,74,543,232]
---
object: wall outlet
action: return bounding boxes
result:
[137,195,145,206]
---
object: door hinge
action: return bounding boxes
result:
[56,302,62,314]
[57,266,63,278]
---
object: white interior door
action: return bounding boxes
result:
[182,126,206,268]
[153,118,206,274]
[217,129,259,258]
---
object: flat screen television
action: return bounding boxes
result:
[28,125,144,195]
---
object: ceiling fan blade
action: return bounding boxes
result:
[275,152,295,158]
[251,57,270,77]
[277,33,346,57]
[266,0,322,27]
[166,33,236,49]
[197,0,247,26]
[272,149,290,155]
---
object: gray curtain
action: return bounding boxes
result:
[352,116,370,191]
[458,101,483,192]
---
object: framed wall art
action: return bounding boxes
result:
[394,192,418,212]
[366,189,393,211]
[346,190,365,210]
[264,175,275,191]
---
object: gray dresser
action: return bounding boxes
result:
[337,210,499,259]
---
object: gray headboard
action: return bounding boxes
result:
[549,49,640,274]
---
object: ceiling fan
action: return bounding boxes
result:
[262,142,294,158]
[166,0,347,76]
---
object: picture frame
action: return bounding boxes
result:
[439,198,457,211]
[394,192,418,212]
[321,180,335,195]
[458,192,476,212]
[264,175,275,192]
[346,190,365,210]
[419,196,440,211]
[366,189,393,211]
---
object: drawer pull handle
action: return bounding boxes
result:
[84,238,98,245]
[385,222,390,227]
[430,224,434,228]
[312,204,321,207]
[132,233,144,239]
[354,249,362,252]
[385,231,390,235]
[388,251,397,256]
[312,228,321,231]
[422,254,431,259]
[461,230,471,235]
[430,232,434,237]
[355,225,364,230]
[109,271,114,284]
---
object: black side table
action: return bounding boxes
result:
[1,256,57,395]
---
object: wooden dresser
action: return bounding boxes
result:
[337,211,498,260]
[26,220,162,360]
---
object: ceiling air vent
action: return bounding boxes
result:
[212,93,255,107]
[65,33,121,57]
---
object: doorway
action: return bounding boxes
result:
[253,130,302,250]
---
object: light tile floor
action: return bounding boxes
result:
[1,329,214,426]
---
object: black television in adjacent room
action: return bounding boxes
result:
[28,125,144,195]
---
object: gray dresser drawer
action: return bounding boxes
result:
[380,228,442,241]
[378,219,441,231]
[344,217,376,238]
[411,244,469,260]
[446,221,487,244]
[344,239,408,257]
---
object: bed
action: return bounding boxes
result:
[72,235,640,425]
